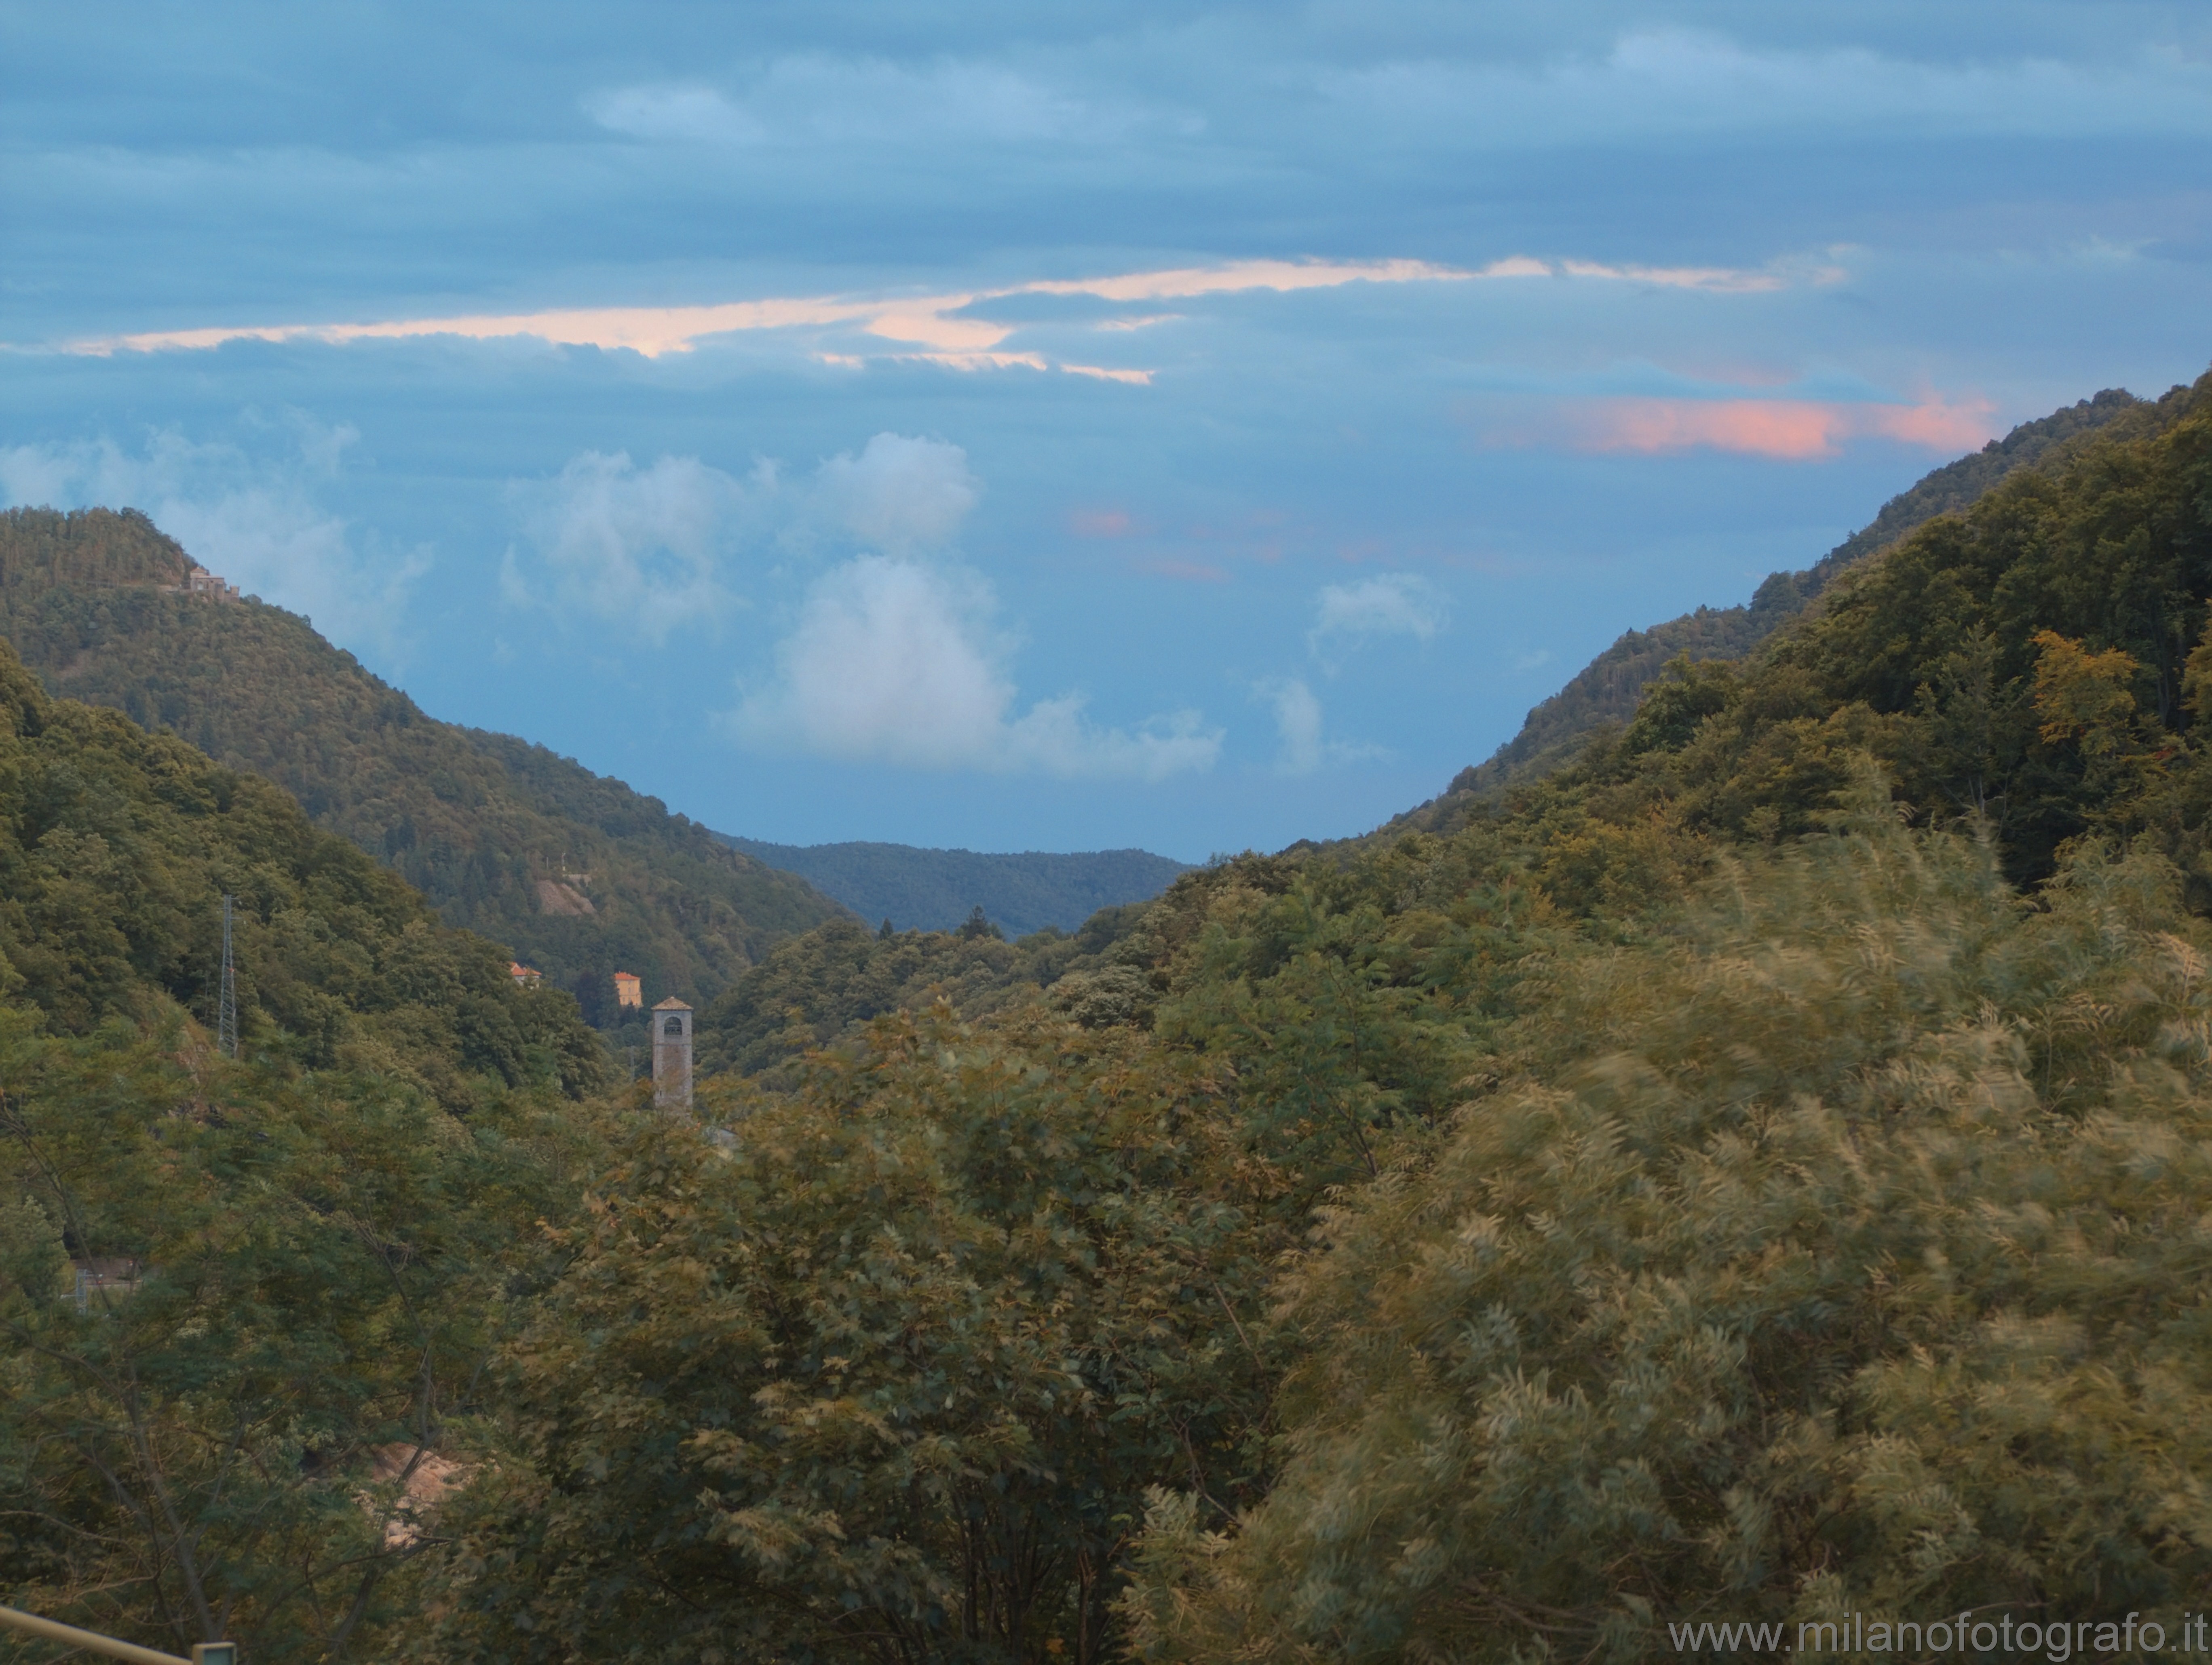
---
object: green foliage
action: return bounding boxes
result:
[0,590,636,1661]
[0,1007,600,1661]
[1152,836,1548,1197]
[695,907,1155,1081]
[0,634,602,1106]
[1619,653,1741,756]
[0,506,190,591]
[429,1012,1281,1665]
[1123,807,2212,1660]
[0,508,847,1022]
[1738,378,2212,876]
[723,836,1191,936]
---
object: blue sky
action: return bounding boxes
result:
[4,3,2209,860]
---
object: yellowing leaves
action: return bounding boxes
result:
[1125,814,2212,1663]
[2030,628,2144,754]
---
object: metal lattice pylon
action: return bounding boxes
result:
[218,894,238,1060]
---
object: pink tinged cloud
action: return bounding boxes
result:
[1060,363,1153,384]
[1566,392,1996,459]
[61,252,1828,377]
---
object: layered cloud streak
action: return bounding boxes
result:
[65,252,1822,367]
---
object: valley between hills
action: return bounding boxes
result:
[4,366,2212,1660]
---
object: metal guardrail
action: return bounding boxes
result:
[0,1604,235,1663]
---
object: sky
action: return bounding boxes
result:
[4,3,2210,861]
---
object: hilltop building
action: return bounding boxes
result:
[613,971,642,1009]
[71,1256,144,1313]
[185,567,239,601]
[508,961,542,987]
[652,997,693,1113]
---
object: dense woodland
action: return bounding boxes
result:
[4,369,2212,1660]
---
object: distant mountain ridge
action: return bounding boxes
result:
[0,506,848,1026]
[720,837,1192,937]
[1451,388,2151,801]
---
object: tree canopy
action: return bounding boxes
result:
[0,632,607,1659]
[432,1013,1283,1665]
[1125,803,2212,1660]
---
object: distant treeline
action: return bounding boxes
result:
[720,835,1190,936]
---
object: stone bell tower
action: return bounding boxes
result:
[651,997,693,1113]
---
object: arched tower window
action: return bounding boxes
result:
[651,998,694,1115]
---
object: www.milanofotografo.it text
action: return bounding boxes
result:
[1667,1613,2212,1657]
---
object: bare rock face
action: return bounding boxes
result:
[535,878,595,916]
[366,1445,465,1548]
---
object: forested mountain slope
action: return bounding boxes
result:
[1452,385,2150,799]
[0,631,603,1102]
[0,508,846,1024]
[1390,366,2212,880]
[720,835,1190,934]
[0,630,620,1659]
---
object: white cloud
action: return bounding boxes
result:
[1267,677,1327,776]
[502,451,753,642]
[810,433,977,553]
[502,433,976,641]
[0,420,427,655]
[1256,677,1385,776]
[1309,572,1447,664]
[732,555,1218,780]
